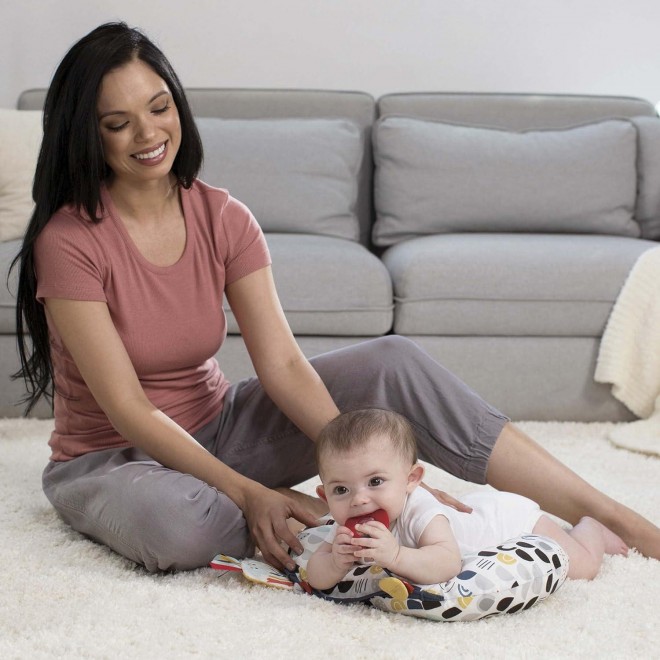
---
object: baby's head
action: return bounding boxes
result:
[315,408,424,526]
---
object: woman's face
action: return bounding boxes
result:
[96,58,182,187]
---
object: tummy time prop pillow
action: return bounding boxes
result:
[286,519,569,622]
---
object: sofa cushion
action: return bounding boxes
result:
[631,116,660,240]
[373,117,640,246]
[382,233,658,336]
[224,234,393,336]
[0,239,19,333]
[197,118,363,241]
[0,110,42,242]
[377,92,657,129]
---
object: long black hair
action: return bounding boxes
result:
[11,22,203,413]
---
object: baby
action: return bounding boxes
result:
[306,408,629,590]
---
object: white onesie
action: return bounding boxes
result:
[326,487,543,556]
[393,487,543,555]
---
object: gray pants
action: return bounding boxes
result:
[42,336,508,572]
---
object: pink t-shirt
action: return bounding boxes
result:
[35,179,271,461]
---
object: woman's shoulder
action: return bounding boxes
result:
[43,198,110,232]
[38,204,96,244]
[36,201,113,267]
[187,179,268,271]
[187,178,229,207]
[186,179,253,220]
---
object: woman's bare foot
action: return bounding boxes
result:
[486,423,660,560]
[601,501,659,559]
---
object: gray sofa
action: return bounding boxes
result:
[4,89,659,421]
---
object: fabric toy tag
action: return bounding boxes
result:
[209,553,294,590]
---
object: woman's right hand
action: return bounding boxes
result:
[239,483,320,571]
[422,482,473,513]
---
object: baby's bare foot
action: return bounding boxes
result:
[584,516,629,557]
[601,526,629,557]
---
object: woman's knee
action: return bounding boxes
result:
[43,453,254,572]
[139,486,253,571]
[374,334,421,356]
[378,335,428,361]
[357,335,425,372]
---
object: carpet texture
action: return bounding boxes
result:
[1,418,658,659]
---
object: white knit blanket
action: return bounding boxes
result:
[595,245,660,456]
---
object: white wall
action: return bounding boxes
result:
[2,0,660,109]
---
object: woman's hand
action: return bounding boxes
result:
[422,482,473,513]
[240,483,320,571]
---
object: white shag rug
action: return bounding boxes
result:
[1,418,658,659]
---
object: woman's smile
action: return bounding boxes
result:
[132,141,168,165]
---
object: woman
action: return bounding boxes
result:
[13,22,659,572]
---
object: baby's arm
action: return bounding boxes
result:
[353,515,462,585]
[306,526,357,590]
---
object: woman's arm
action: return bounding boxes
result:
[225,265,340,442]
[44,297,317,569]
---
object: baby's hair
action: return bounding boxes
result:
[316,408,417,476]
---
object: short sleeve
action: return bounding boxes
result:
[34,211,107,303]
[396,489,452,547]
[220,196,271,285]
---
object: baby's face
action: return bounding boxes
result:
[319,434,419,527]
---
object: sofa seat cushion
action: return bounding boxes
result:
[224,234,393,336]
[2,234,393,338]
[382,233,658,336]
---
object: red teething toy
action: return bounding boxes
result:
[345,509,390,537]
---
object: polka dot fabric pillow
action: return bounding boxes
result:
[288,521,568,622]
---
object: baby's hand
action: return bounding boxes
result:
[351,521,399,568]
[331,526,358,572]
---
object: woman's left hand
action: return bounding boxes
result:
[422,482,473,513]
[240,483,319,571]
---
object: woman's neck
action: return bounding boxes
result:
[105,174,179,224]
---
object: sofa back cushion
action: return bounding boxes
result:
[631,116,660,240]
[373,117,640,246]
[197,118,363,241]
[0,109,42,242]
[377,92,656,130]
[186,89,375,245]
